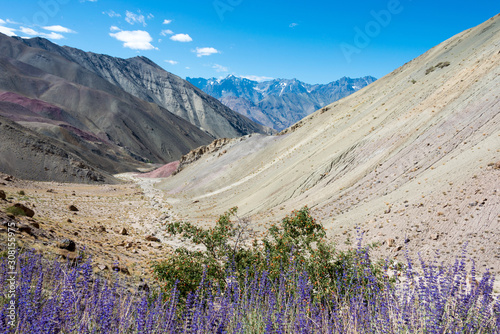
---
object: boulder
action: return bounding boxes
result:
[57,238,76,252]
[120,227,128,235]
[145,235,160,242]
[18,224,32,234]
[13,203,34,217]
[68,205,79,212]
[0,190,6,200]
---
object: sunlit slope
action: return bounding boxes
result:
[159,14,500,232]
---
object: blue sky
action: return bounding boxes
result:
[0,0,498,84]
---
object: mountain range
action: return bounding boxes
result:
[187,75,376,130]
[0,33,271,182]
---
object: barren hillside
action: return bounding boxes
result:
[157,15,500,272]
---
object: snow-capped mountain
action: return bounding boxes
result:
[187,75,377,130]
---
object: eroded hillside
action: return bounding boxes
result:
[157,15,500,272]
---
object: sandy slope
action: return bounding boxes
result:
[157,15,500,272]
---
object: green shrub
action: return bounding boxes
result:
[152,207,388,300]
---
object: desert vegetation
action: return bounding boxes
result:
[1,208,499,333]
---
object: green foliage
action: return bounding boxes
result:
[6,206,26,216]
[151,249,223,298]
[152,206,388,300]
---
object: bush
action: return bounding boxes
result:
[153,207,387,301]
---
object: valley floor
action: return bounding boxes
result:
[1,170,499,295]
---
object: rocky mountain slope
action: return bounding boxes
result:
[159,15,500,272]
[0,33,218,182]
[0,115,117,183]
[187,75,376,130]
[13,37,273,138]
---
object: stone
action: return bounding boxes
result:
[97,264,108,271]
[3,176,13,182]
[13,203,34,217]
[430,233,439,241]
[386,238,396,247]
[68,205,79,212]
[0,190,6,200]
[120,227,128,235]
[57,238,76,252]
[145,235,160,242]
[29,221,40,229]
[67,218,72,223]
[18,224,32,234]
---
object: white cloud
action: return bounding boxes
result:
[163,19,172,24]
[19,26,38,35]
[185,67,190,69]
[42,25,75,33]
[110,26,120,32]
[289,23,298,28]
[160,29,173,36]
[0,25,16,36]
[0,19,16,36]
[165,60,178,65]
[240,75,274,82]
[103,10,121,17]
[42,32,65,39]
[147,13,154,19]
[170,33,192,42]
[125,11,146,26]
[212,64,228,72]
[193,47,220,57]
[19,27,65,39]
[109,30,156,50]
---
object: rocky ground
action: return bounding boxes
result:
[0,171,187,288]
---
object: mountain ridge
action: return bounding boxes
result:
[187,75,376,130]
[0,32,221,182]
[12,36,274,138]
